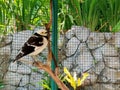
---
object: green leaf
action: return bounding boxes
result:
[112,20,120,32]
[31,67,38,72]
[0,83,4,89]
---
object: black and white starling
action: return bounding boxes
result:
[13,29,48,62]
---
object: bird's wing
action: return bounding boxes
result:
[14,42,35,61]
[27,35,44,46]
[14,35,44,61]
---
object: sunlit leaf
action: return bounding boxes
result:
[112,20,120,32]
[0,83,4,89]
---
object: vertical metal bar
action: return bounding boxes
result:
[51,0,58,90]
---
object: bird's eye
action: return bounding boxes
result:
[41,31,47,34]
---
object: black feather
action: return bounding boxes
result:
[34,33,41,36]
[27,34,44,46]
[14,42,35,62]
[21,42,35,55]
[14,53,24,62]
[34,33,48,40]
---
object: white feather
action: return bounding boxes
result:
[29,37,48,56]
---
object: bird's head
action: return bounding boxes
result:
[37,29,48,36]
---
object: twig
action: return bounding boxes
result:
[35,0,68,89]
[45,0,52,66]
[96,22,108,32]
[34,61,69,90]
[32,0,68,90]
[45,0,58,67]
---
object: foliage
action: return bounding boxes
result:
[58,0,120,32]
[112,20,120,32]
[0,0,49,35]
[98,0,120,32]
[38,72,51,90]
[0,81,4,89]
[38,67,89,90]
[1,0,120,34]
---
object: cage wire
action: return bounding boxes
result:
[0,1,120,90]
[62,26,120,90]
[0,26,120,90]
[0,27,49,90]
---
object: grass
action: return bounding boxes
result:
[0,0,120,35]
[0,0,50,34]
[58,0,120,32]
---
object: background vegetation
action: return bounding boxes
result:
[58,0,120,32]
[0,0,120,35]
[0,0,49,35]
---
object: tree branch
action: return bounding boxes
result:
[45,0,58,67]
[34,61,69,90]
[33,0,68,90]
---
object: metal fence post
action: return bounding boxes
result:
[51,0,58,90]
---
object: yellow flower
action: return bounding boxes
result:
[64,67,76,89]
[77,73,89,86]
[64,67,89,90]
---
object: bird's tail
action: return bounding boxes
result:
[13,53,24,62]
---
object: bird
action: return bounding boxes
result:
[13,29,48,62]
